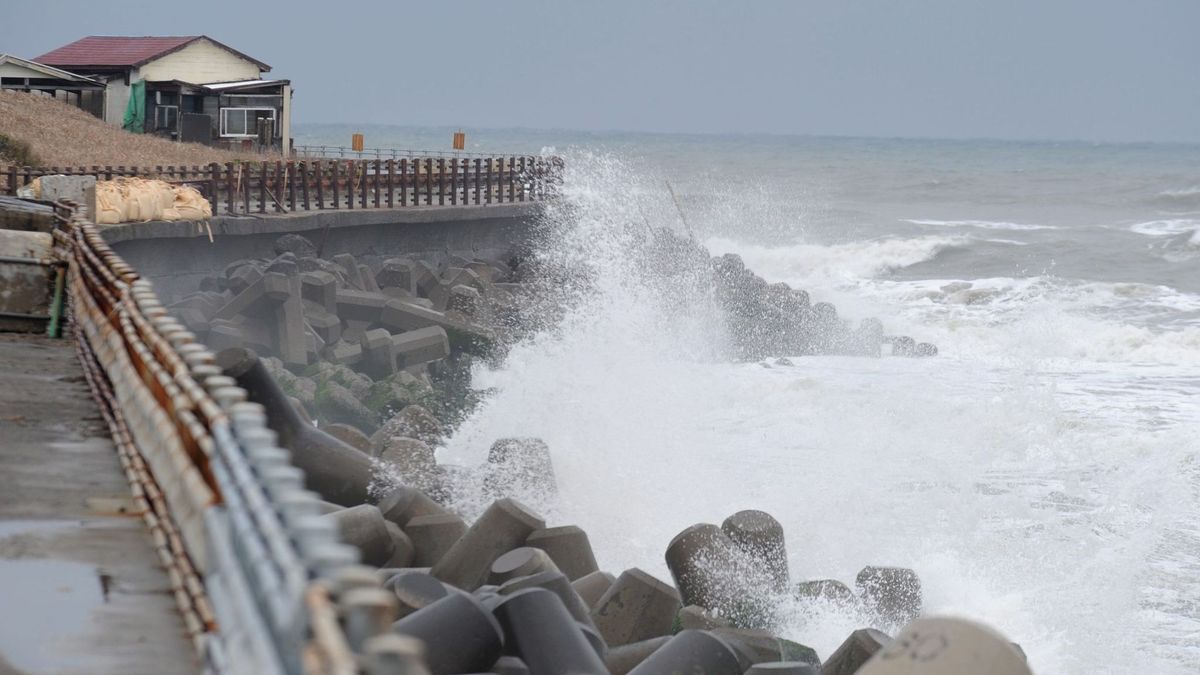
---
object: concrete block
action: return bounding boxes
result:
[266,254,299,276]
[627,630,742,675]
[334,253,366,289]
[431,497,545,591]
[675,605,731,632]
[448,285,483,317]
[488,547,559,586]
[378,437,438,492]
[324,340,363,366]
[722,509,789,593]
[579,621,608,661]
[389,570,450,619]
[855,566,922,627]
[337,289,389,323]
[486,437,557,500]
[856,617,1031,675]
[605,636,671,675]
[391,592,504,675]
[384,521,416,568]
[794,579,855,604]
[213,272,290,320]
[378,486,450,528]
[820,628,889,675]
[174,306,211,336]
[413,261,441,296]
[492,588,608,675]
[664,523,740,613]
[591,568,681,646]
[360,264,382,293]
[710,627,820,668]
[572,571,616,610]
[380,298,447,333]
[276,275,308,367]
[361,328,398,379]
[273,233,318,258]
[325,422,372,454]
[498,570,595,631]
[406,513,468,568]
[391,326,450,369]
[303,304,342,344]
[38,174,96,203]
[322,504,394,567]
[376,258,416,294]
[300,271,339,313]
[316,381,378,431]
[748,663,819,675]
[227,264,263,295]
[526,526,599,582]
[493,656,529,675]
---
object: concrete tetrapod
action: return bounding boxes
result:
[664,523,742,616]
[590,567,681,647]
[820,628,890,675]
[430,497,545,591]
[571,571,616,610]
[855,566,923,628]
[406,513,468,567]
[722,509,790,593]
[525,525,599,581]
[320,504,394,566]
[362,634,430,675]
[391,592,504,675]
[856,617,1032,675]
[747,663,819,675]
[626,629,744,675]
[378,486,450,527]
[498,570,596,631]
[604,636,671,675]
[488,547,559,586]
[217,347,374,506]
[390,571,451,619]
[491,588,608,675]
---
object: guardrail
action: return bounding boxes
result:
[3,156,563,217]
[295,145,498,160]
[56,201,379,674]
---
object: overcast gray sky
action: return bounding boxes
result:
[4,1,1198,143]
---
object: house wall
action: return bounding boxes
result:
[139,39,262,85]
[280,84,292,153]
[103,71,135,126]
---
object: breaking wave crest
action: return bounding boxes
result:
[705,234,964,283]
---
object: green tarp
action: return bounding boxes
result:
[122,80,145,133]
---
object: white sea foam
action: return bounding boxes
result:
[704,234,963,283]
[904,218,1058,231]
[442,151,1200,674]
[1130,219,1200,237]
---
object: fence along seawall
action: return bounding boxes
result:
[3,155,565,216]
[56,200,389,674]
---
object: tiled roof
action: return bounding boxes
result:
[34,36,270,71]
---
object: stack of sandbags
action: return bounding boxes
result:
[94,177,211,224]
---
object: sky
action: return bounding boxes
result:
[3,0,1199,143]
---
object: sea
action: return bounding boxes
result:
[301,124,1200,673]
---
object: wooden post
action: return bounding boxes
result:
[484,158,493,204]
[350,161,358,209]
[400,158,408,206]
[449,158,457,205]
[424,158,433,206]
[508,157,517,203]
[301,162,310,210]
[225,162,236,215]
[386,159,394,208]
[273,160,284,212]
[314,160,324,209]
[331,160,340,209]
[474,158,481,205]
[373,159,381,208]
[437,158,445,206]
[461,157,469,204]
[287,161,297,210]
[257,161,267,213]
[6,166,15,196]
[209,163,219,214]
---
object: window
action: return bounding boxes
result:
[220,107,277,138]
[155,105,178,130]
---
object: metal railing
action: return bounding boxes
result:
[295,145,499,160]
[4,156,564,217]
[58,201,374,674]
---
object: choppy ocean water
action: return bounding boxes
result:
[302,125,1200,673]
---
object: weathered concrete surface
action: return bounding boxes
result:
[102,204,543,302]
[0,333,195,675]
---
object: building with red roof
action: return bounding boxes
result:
[33,36,291,152]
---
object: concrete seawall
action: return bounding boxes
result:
[104,203,544,301]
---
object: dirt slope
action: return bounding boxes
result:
[0,90,267,167]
